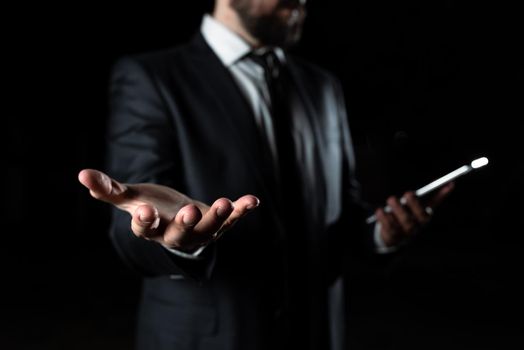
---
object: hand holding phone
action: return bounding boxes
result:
[366,157,489,224]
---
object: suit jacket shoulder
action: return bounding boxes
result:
[111,34,218,82]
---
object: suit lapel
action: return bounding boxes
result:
[187,35,262,166]
[286,60,328,232]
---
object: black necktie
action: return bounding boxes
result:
[251,50,312,348]
[250,50,302,208]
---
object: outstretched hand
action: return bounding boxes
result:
[376,183,455,247]
[78,169,260,252]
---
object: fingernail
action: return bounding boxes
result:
[139,213,151,223]
[246,201,260,210]
[246,198,260,210]
[182,214,196,226]
[216,206,227,217]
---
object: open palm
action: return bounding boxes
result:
[78,169,259,252]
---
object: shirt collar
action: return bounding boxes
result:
[201,14,252,67]
[201,14,285,67]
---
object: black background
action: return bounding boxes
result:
[5,1,523,349]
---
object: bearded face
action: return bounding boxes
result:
[231,0,307,47]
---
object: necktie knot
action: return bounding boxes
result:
[250,50,282,80]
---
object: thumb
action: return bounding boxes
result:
[78,169,128,204]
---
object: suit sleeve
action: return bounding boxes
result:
[105,56,216,280]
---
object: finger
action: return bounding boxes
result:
[404,191,431,225]
[387,196,416,233]
[78,169,127,204]
[219,195,260,232]
[193,198,234,239]
[131,205,160,239]
[427,182,455,209]
[376,208,400,246]
[162,204,203,249]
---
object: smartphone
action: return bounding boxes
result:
[365,157,489,224]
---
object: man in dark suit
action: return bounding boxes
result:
[79,0,452,349]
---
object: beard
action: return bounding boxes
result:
[231,0,305,47]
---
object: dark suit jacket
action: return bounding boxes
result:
[106,33,370,350]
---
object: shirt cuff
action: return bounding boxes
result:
[163,244,208,260]
[373,223,398,254]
